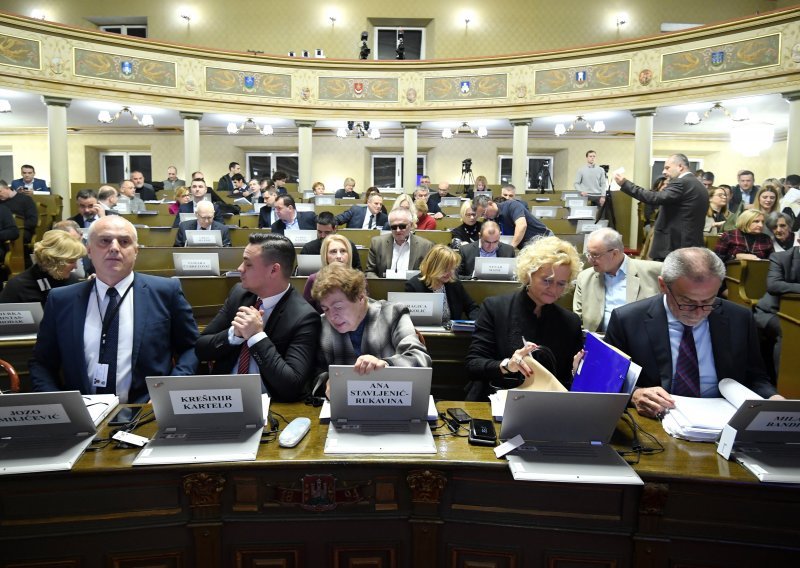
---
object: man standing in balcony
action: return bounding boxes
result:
[574,150,606,206]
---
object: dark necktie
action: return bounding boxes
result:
[236,299,263,374]
[673,324,700,397]
[97,287,119,395]
[368,214,375,229]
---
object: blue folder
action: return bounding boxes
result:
[571,332,631,393]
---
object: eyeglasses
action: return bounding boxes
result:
[389,224,408,231]
[534,275,569,289]
[666,286,720,312]
[584,249,616,261]
[465,212,477,217]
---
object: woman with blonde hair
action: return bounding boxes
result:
[386,193,418,228]
[303,233,354,312]
[474,175,489,194]
[465,236,583,400]
[169,186,191,215]
[405,244,479,321]
[755,184,780,217]
[335,177,359,199]
[0,230,86,304]
[450,200,481,244]
[714,209,773,262]
[704,186,730,235]
[414,198,437,230]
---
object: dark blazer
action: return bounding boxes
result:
[195,284,321,402]
[174,220,232,247]
[0,201,20,256]
[0,192,37,243]
[334,189,360,199]
[335,205,387,229]
[270,211,317,235]
[68,213,97,229]
[366,234,434,278]
[465,289,583,400]
[604,294,776,398]
[258,206,275,229]
[136,183,157,201]
[218,174,234,193]
[458,240,516,278]
[11,177,48,192]
[450,221,482,245]
[755,247,800,317]
[172,201,225,227]
[0,264,79,305]
[619,174,708,261]
[300,237,362,270]
[729,184,759,214]
[404,273,479,320]
[29,273,200,403]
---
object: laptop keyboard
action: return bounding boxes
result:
[159,429,243,441]
[335,422,410,433]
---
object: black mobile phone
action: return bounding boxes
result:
[108,406,141,426]
[447,407,471,424]
[468,419,497,447]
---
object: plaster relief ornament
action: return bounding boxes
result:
[50,57,63,74]
[300,86,311,101]
[185,78,196,92]
[792,43,800,63]
[638,68,654,86]
[515,84,527,98]
[406,87,417,103]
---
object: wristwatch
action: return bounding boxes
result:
[500,358,511,374]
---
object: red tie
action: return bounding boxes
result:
[236,299,263,374]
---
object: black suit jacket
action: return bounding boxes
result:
[335,205,387,229]
[172,201,225,227]
[465,289,583,400]
[755,248,800,316]
[404,274,479,320]
[136,183,157,201]
[218,174,234,193]
[195,285,321,402]
[270,211,317,235]
[458,241,516,278]
[300,237,362,270]
[68,213,97,229]
[604,294,776,398]
[174,220,232,247]
[334,189,360,199]
[619,174,707,260]
[0,204,20,256]
[0,193,37,243]
[258,206,275,229]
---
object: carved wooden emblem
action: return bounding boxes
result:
[407,469,446,503]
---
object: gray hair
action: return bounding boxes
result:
[766,211,792,231]
[670,153,690,169]
[588,227,623,251]
[388,207,413,225]
[661,247,725,285]
[472,194,492,210]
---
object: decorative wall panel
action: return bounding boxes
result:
[0,33,40,69]
[535,61,630,94]
[424,74,508,101]
[73,48,176,87]
[205,67,291,97]
[318,77,399,101]
[661,34,781,81]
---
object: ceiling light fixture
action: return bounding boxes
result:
[97,106,154,127]
[684,102,750,125]
[226,118,274,136]
[337,121,380,140]
[441,122,488,139]
[616,12,629,27]
[553,116,605,136]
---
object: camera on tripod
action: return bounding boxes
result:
[359,31,371,60]
[462,158,473,174]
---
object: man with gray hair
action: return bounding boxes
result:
[97,185,120,214]
[573,228,661,331]
[366,208,433,278]
[614,153,707,261]
[174,200,231,247]
[117,179,146,213]
[604,247,781,418]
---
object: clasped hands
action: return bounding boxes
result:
[232,305,264,340]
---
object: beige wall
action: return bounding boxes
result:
[1,0,793,58]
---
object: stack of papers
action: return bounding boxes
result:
[661,379,763,442]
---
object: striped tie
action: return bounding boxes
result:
[673,324,700,397]
[236,299,263,374]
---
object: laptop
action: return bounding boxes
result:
[440,197,461,208]
[386,292,445,328]
[314,195,335,206]
[0,391,97,475]
[185,229,223,247]
[133,374,265,466]
[0,302,44,340]
[295,203,315,212]
[725,399,800,483]
[173,252,221,276]
[179,212,197,223]
[324,365,436,454]
[499,390,642,484]
[296,254,323,276]
[284,229,318,246]
[473,257,517,281]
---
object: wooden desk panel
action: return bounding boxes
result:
[777,293,800,397]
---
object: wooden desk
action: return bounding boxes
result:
[725,259,770,309]
[0,402,797,568]
[777,293,800,398]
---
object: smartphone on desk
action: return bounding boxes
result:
[468,419,497,447]
[108,406,142,426]
[447,407,471,424]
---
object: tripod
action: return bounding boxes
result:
[595,173,616,229]
[533,163,555,194]
[459,169,476,198]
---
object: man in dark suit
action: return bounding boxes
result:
[335,193,387,229]
[217,162,240,193]
[69,188,108,228]
[300,211,362,270]
[604,247,782,418]
[0,179,38,245]
[366,208,434,278]
[172,179,224,227]
[30,216,199,403]
[614,153,708,261]
[427,182,454,219]
[729,169,758,213]
[195,233,321,401]
[458,221,515,278]
[11,164,48,194]
[0,202,19,265]
[754,244,800,378]
[174,201,232,247]
[270,195,316,235]
[257,187,279,228]
[131,170,157,201]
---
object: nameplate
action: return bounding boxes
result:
[403,301,435,317]
[0,404,70,426]
[482,262,510,275]
[169,389,244,414]
[566,199,586,208]
[191,233,218,245]
[0,310,35,326]
[533,208,557,218]
[580,223,603,233]
[180,258,213,271]
[115,203,131,214]
[746,411,800,432]
[287,232,314,245]
[347,380,412,406]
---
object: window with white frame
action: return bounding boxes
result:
[498,155,556,191]
[99,25,147,38]
[375,27,425,60]
[371,154,426,189]
[245,153,300,183]
[100,152,152,184]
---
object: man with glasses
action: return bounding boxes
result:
[174,200,231,247]
[365,208,433,278]
[604,247,782,418]
[573,228,661,332]
[458,221,515,278]
[473,193,550,250]
[172,178,224,227]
